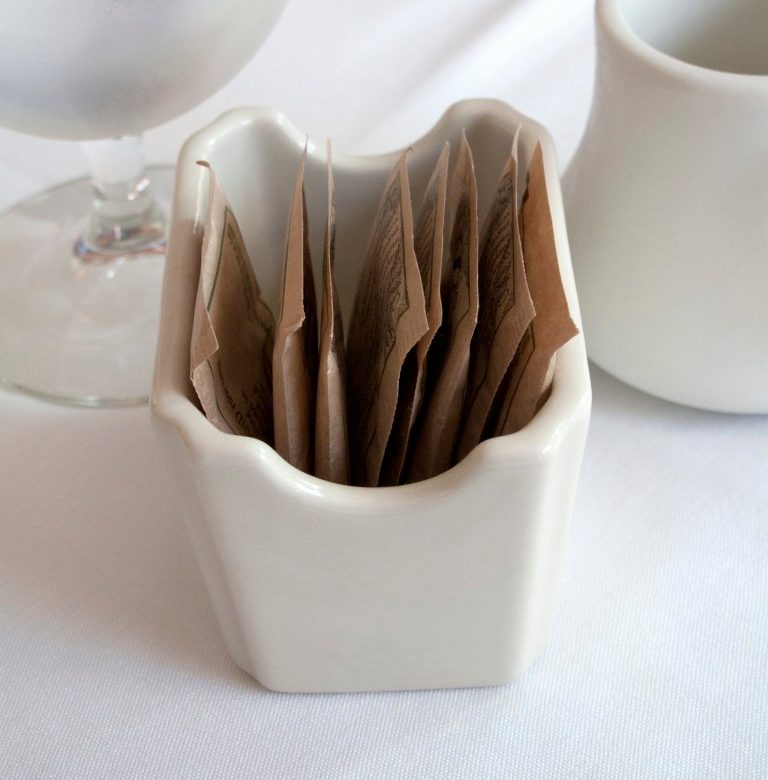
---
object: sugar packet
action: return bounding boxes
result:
[315,142,350,484]
[380,143,450,486]
[455,129,535,460]
[190,162,274,442]
[407,133,479,482]
[346,152,428,487]
[272,149,319,472]
[490,143,579,436]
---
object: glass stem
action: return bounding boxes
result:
[76,134,166,262]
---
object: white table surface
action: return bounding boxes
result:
[1,1,766,778]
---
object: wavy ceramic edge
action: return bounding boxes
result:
[151,98,591,506]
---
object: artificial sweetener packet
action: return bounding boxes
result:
[380,142,450,486]
[346,152,428,487]
[407,133,479,483]
[491,142,578,436]
[190,162,275,442]
[272,149,319,473]
[315,142,350,485]
[455,129,535,461]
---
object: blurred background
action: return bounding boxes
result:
[0,0,596,211]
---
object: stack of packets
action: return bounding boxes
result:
[191,131,578,487]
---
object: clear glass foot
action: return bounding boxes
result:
[0,163,174,406]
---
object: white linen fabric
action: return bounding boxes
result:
[1,1,766,777]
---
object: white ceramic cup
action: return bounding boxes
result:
[564,0,768,412]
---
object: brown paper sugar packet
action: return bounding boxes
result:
[190,162,275,442]
[315,142,350,485]
[272,148,319,473]
[454,129,535,461]
[379,142,450,486]
[346,151,428,487]
[406,132,479,482]
[490,142,579,436]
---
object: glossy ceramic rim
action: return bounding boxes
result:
[598,0,768,93]
[151,99,591,503]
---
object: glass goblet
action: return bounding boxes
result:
[0,0,287,406]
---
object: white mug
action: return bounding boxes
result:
[564,0,768,412]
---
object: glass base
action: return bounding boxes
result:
[0,164,174,407]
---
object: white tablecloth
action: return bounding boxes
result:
[1,1,766,777]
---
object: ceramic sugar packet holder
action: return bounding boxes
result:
[151,99,591,693]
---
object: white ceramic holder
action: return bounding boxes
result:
[151,100,591,693]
